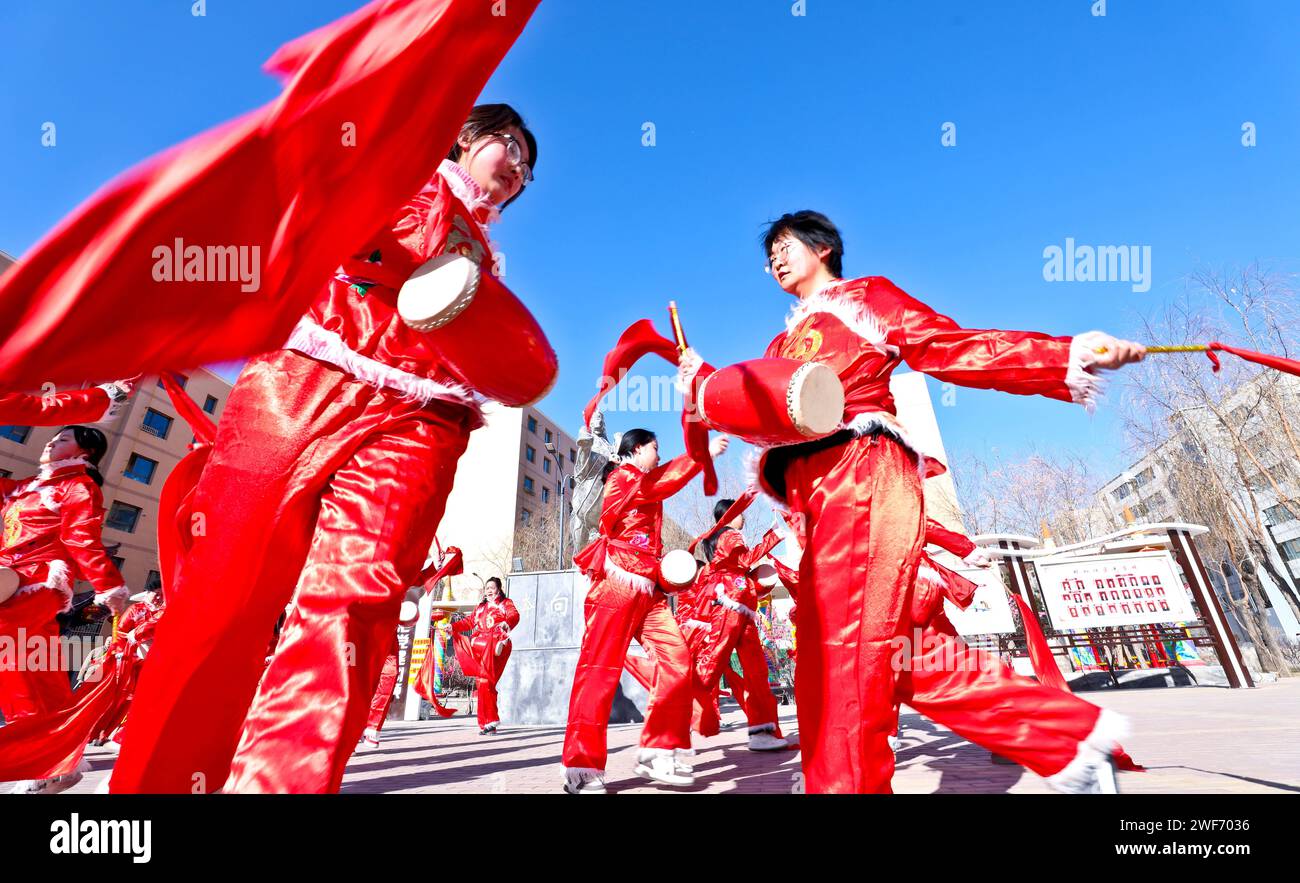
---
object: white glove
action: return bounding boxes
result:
[709,435,730,459]
[676,348,704,394]
[963,548,993,569]
[97,586,130,615]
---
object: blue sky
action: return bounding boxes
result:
[3,0,1297,487]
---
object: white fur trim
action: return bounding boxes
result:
[284,317,483,414]
[683,618,710,631]
[94,382,131,424]
[636,747,675,762]
[602,556,656,595]
[915,562,947,591]
[747,723,777,735]
[14,559,76,612]
[563,766,605,780]
[784,289,898,356]
[37,487,60,513]
[35,458,89,482]
[842,411,944,478]
[1044,708,1130,787]
[714,585,757,619]
[1066,332,1111,414]
[438,159,500,247]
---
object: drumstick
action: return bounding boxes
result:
[1092,344,1206,355]
[667,301,689,355]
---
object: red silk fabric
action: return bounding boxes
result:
[0,0,540,389]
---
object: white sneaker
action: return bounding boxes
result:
[562,768,607,794]
[1047,750,1120,794]
[10,771,84,795]
[748,731,789,752]
[357,728,381,751]
[673,748,696,775]
[635,749,695,786]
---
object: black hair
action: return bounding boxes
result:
[600,428,658,483]
[698,497,737,563]
[60,425,108,487]
[480,576,505,602]
[761,210,844,278]
[447,103,538,209]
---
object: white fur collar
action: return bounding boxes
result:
[438,159,500,239]
[37,458,89,481]
[783,285,896,355]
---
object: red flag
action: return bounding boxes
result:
[417,546,463,593]
[582,320,681,428]
[688,488,758,553]
[0,0,540,389]
[0,654,122,781]
[159,373,217,446]
[1206,342,1300,377]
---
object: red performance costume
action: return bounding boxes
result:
[685,524,785,745]
[90,592,166,745]
[0,381,133,427]
[0,460,127,723]
[565,454,703,788]
[451,595,520,732]
[746,277,1127,793]
[108,2,547,792]
[114,153,551,793]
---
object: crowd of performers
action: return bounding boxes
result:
[0,0,1169,796]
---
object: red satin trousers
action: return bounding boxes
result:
[785,434,1103,793]
[0,589,71,723]
[113,350,471,793]
[562,578,692,772]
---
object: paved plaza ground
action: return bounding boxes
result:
[63,676,1300,794]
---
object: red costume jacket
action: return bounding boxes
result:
[692,528,782,620]
[574,454,701,593]
[761,277,1096,488]
[0,383,129,427]
[282,160,498,421]
[116,596,165,658]
[453,596,521,665]
[0,460,125,611]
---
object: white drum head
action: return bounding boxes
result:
[397,253,480,331]
[659,549,699,589]
[789,361,845,437]
[398,601,420,626]
[751,562,779,588]
[0,566,17,605]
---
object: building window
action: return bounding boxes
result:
[1280,538,1300,562]
[1264,503,1298,524]
[0,469,10,479]
[144,570,163,591]
[543,458,551,474]
[142,408,173,439]
[569,449,576,464]
[0,426,31,444]
[520,509,532,525]
[525,445,536,463]
[105,501,143,533]
[203,395,219,414]
[157,375,188,390]
[545,429,553,444]
[543,487,551,503]
[528,416,537,434]
[523,476,535,494]
[1134,467,1154,487]
[124,453,158,485]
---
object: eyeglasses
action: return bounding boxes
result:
[491,132,534,186]
[764,240,798,274]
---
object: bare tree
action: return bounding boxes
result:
[1119,265,1300,674]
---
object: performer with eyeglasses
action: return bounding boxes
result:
[680,210,1147,794]
[113,103,551,794]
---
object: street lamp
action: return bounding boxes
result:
[545,441,567,570]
